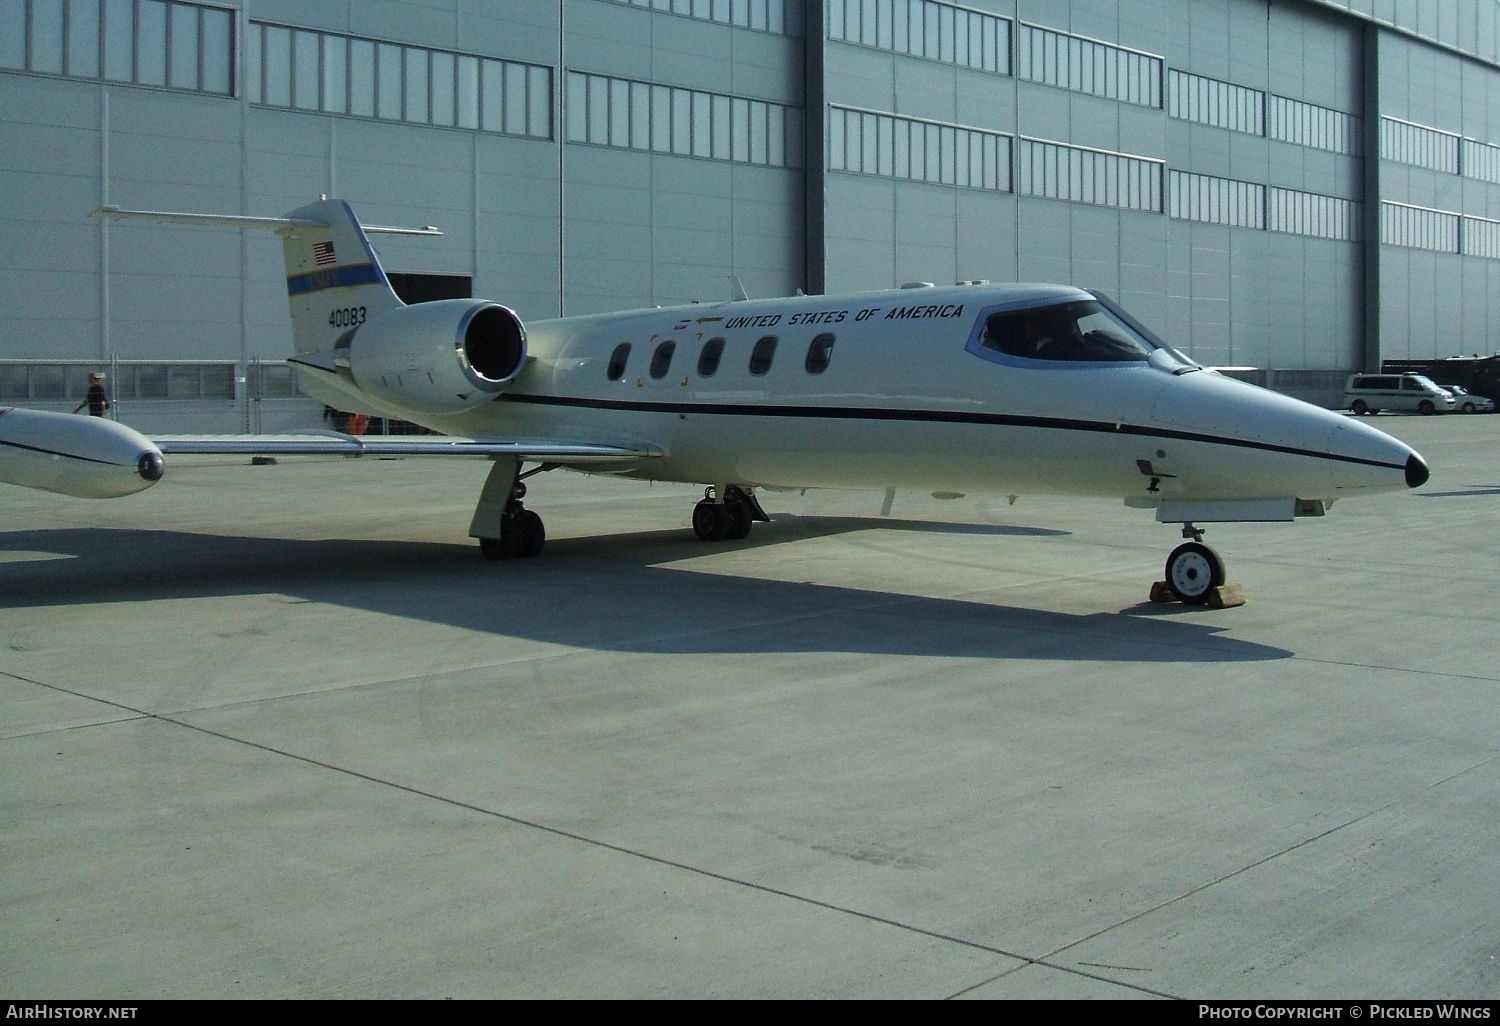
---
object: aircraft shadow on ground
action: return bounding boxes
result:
[0,523,1289,663]
[765,513,1067,538]
[1416,484,1500,498]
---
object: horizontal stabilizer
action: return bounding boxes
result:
[92,204,442,237]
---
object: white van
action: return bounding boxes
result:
[1345,373,1456,415]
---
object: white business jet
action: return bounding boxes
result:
[0,198,1428,604]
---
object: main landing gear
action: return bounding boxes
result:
[692,485,768,542]
[470,458,547,560]
[468,467,769,560]
[1152,523,1244,608]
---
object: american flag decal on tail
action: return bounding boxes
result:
[313,241,337,266]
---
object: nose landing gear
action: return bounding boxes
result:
[1151,523,1245,607]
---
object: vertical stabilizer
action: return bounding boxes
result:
[278,199,404,357]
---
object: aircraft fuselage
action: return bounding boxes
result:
[391,282,1420,512]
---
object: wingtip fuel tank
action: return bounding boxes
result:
[0,408,164,498]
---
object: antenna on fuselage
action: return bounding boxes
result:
[728,273,750,302]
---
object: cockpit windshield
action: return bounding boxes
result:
[978,300,1155,363]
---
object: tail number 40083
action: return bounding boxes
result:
[329,306,367,328]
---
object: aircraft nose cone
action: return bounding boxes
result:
[137,450,164,482]
[1405,453,1430,489]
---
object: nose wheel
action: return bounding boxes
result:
[1152,523,1244,607]
[1164,541,1224,604]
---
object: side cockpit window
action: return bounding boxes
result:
[978,300,1152,363]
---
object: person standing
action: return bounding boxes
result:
[73,372,110,417]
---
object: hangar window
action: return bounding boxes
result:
[650,341,676,379]
[247,22,552,139]
[830,0,1010,75]
[0,0,234,96]
[1017,138,1163,213]
[829,106,1012,192]
[1017,23,1162,108]
[749,336,778,376]
[565,70,803,169]
[0,360,238,402]
[599,0,801,36]
[1169,170,1265,230]
[805,334,835,374]
[1269,187,1359,242]
[1271,96,1357,155]
[1380,201,1459,253]
[607,343,632,381]
[697,338,725,377]
[1167,70,1265,136]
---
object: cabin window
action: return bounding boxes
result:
[607,342,632,380]
[805,333,835,374]
[650,340,676,379]
[749,335,778,375]
[978,300,1152,363]
[698,338,725,377]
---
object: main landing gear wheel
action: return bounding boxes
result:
[1164,541,1226,605]
[692,498,729,541]
[476,471,546,560]
[513,509,545,558]
[692,485,763,542]
[724,498,752,540]
[480,507,545,560]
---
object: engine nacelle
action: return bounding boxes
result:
[338,299,527,414]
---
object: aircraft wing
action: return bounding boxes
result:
[153,433,663,463]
